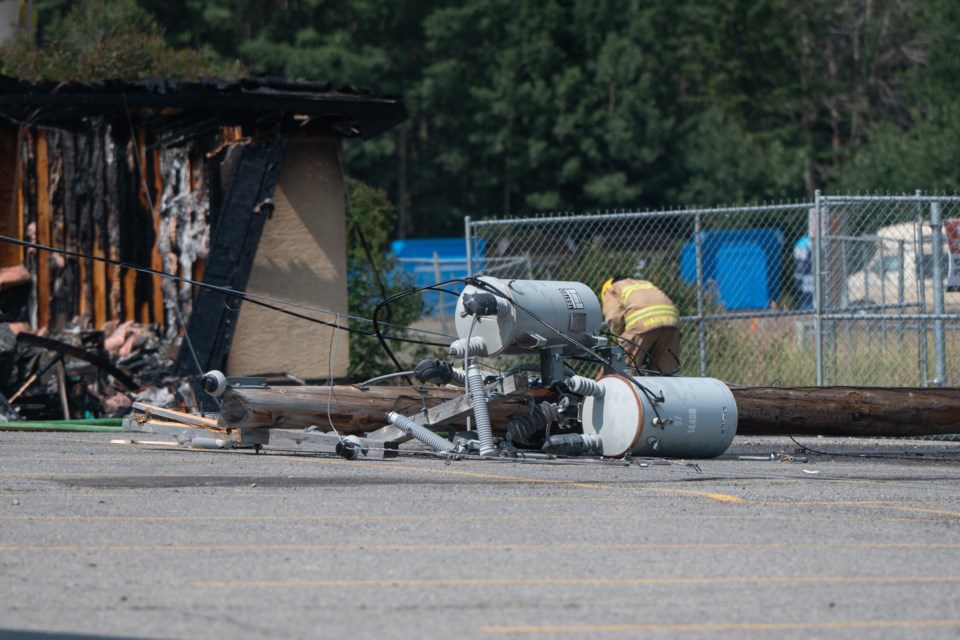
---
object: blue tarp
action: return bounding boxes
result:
[390,238,484,317]
[680,228,784,310]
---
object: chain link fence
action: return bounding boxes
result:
[458,192,960,387]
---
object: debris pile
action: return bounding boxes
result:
[123,276,741,462]
[0,296,186,422]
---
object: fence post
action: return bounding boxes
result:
[930,201,947,386]
[814,190,824,386]
[464,215,473,277]
[694,212,707,376]
[433,251,450,330]
[914,192,929,385]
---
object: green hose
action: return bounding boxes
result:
[0,418,125,432]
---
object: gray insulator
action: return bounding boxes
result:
[386,412,456,453]
[199,369,228,397]
[566,375,605,398]
[190,437,233,450]
[506,402,559,447]
[467,360,496,457]
[541,433,602,456]
[448,337,487,358]
[336,435,366,460]
[449,366,498,387]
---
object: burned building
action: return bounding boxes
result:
[0,74,405,417]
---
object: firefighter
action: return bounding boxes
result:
[600,274,680,374]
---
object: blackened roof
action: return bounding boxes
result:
[0,75,406,139]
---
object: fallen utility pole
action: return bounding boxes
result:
[731,386,960,438]
[218,379,531,433]
[217,383,960,439]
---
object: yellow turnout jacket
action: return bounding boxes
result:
[601,279,679,335]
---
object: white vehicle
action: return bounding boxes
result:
[841,222,960,311]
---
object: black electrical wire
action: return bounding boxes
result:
[337,143,393,324]
[788,435,960,461]
[0,234,456,351]
[372,280,467,378]
[600,330,682,376]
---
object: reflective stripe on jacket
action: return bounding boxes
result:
[624,303,679,331]
[602,279,679,335]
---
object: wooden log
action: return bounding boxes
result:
[131,402,222,430]
[92,225,106,328]
[144,144,165,326]
[731,387,960,437]
[220,383,960,439]
[0,125,21,268]
[218,383,531,434]
[35,129,50,330]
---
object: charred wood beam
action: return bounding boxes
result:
[173,126,288,376]
[35,130,51,329]
[147,115,223,151]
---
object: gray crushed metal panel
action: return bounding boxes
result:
[367,373,530,445]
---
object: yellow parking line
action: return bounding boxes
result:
[756,500,960,518]
[3,542,960,553]
[195,575,960,589]
[0,513,763,523]
[0,461,745,503]
[481,619,960,634]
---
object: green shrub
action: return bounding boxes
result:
[346,178,421,382]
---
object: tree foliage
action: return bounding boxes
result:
[0,0,240,81]
[344,178,421,382]
[6,0,960,231]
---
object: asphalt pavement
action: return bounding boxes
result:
[2,430,960,639]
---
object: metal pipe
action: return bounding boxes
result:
[816,312,960,321]
[468,203,812,228]
[915,192,929,385]
[464,215,474,277]
[930,201,947,386]
[694,212,707,376]
[467,358,496,456]
[898,240,906,342]
[820,195,957,204]
[386,411,456,453]
[190,437,233,449]
[814,191,824,386]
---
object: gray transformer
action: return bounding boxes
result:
[581,375,738,458]
[454,276,604,356]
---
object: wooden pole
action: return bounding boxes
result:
[730,386,960,438]
[218,384,530,433]
[218,383,960,439]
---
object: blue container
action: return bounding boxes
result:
[715,243,770,309]
[679,228,783,310]
[390,238,484,316]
